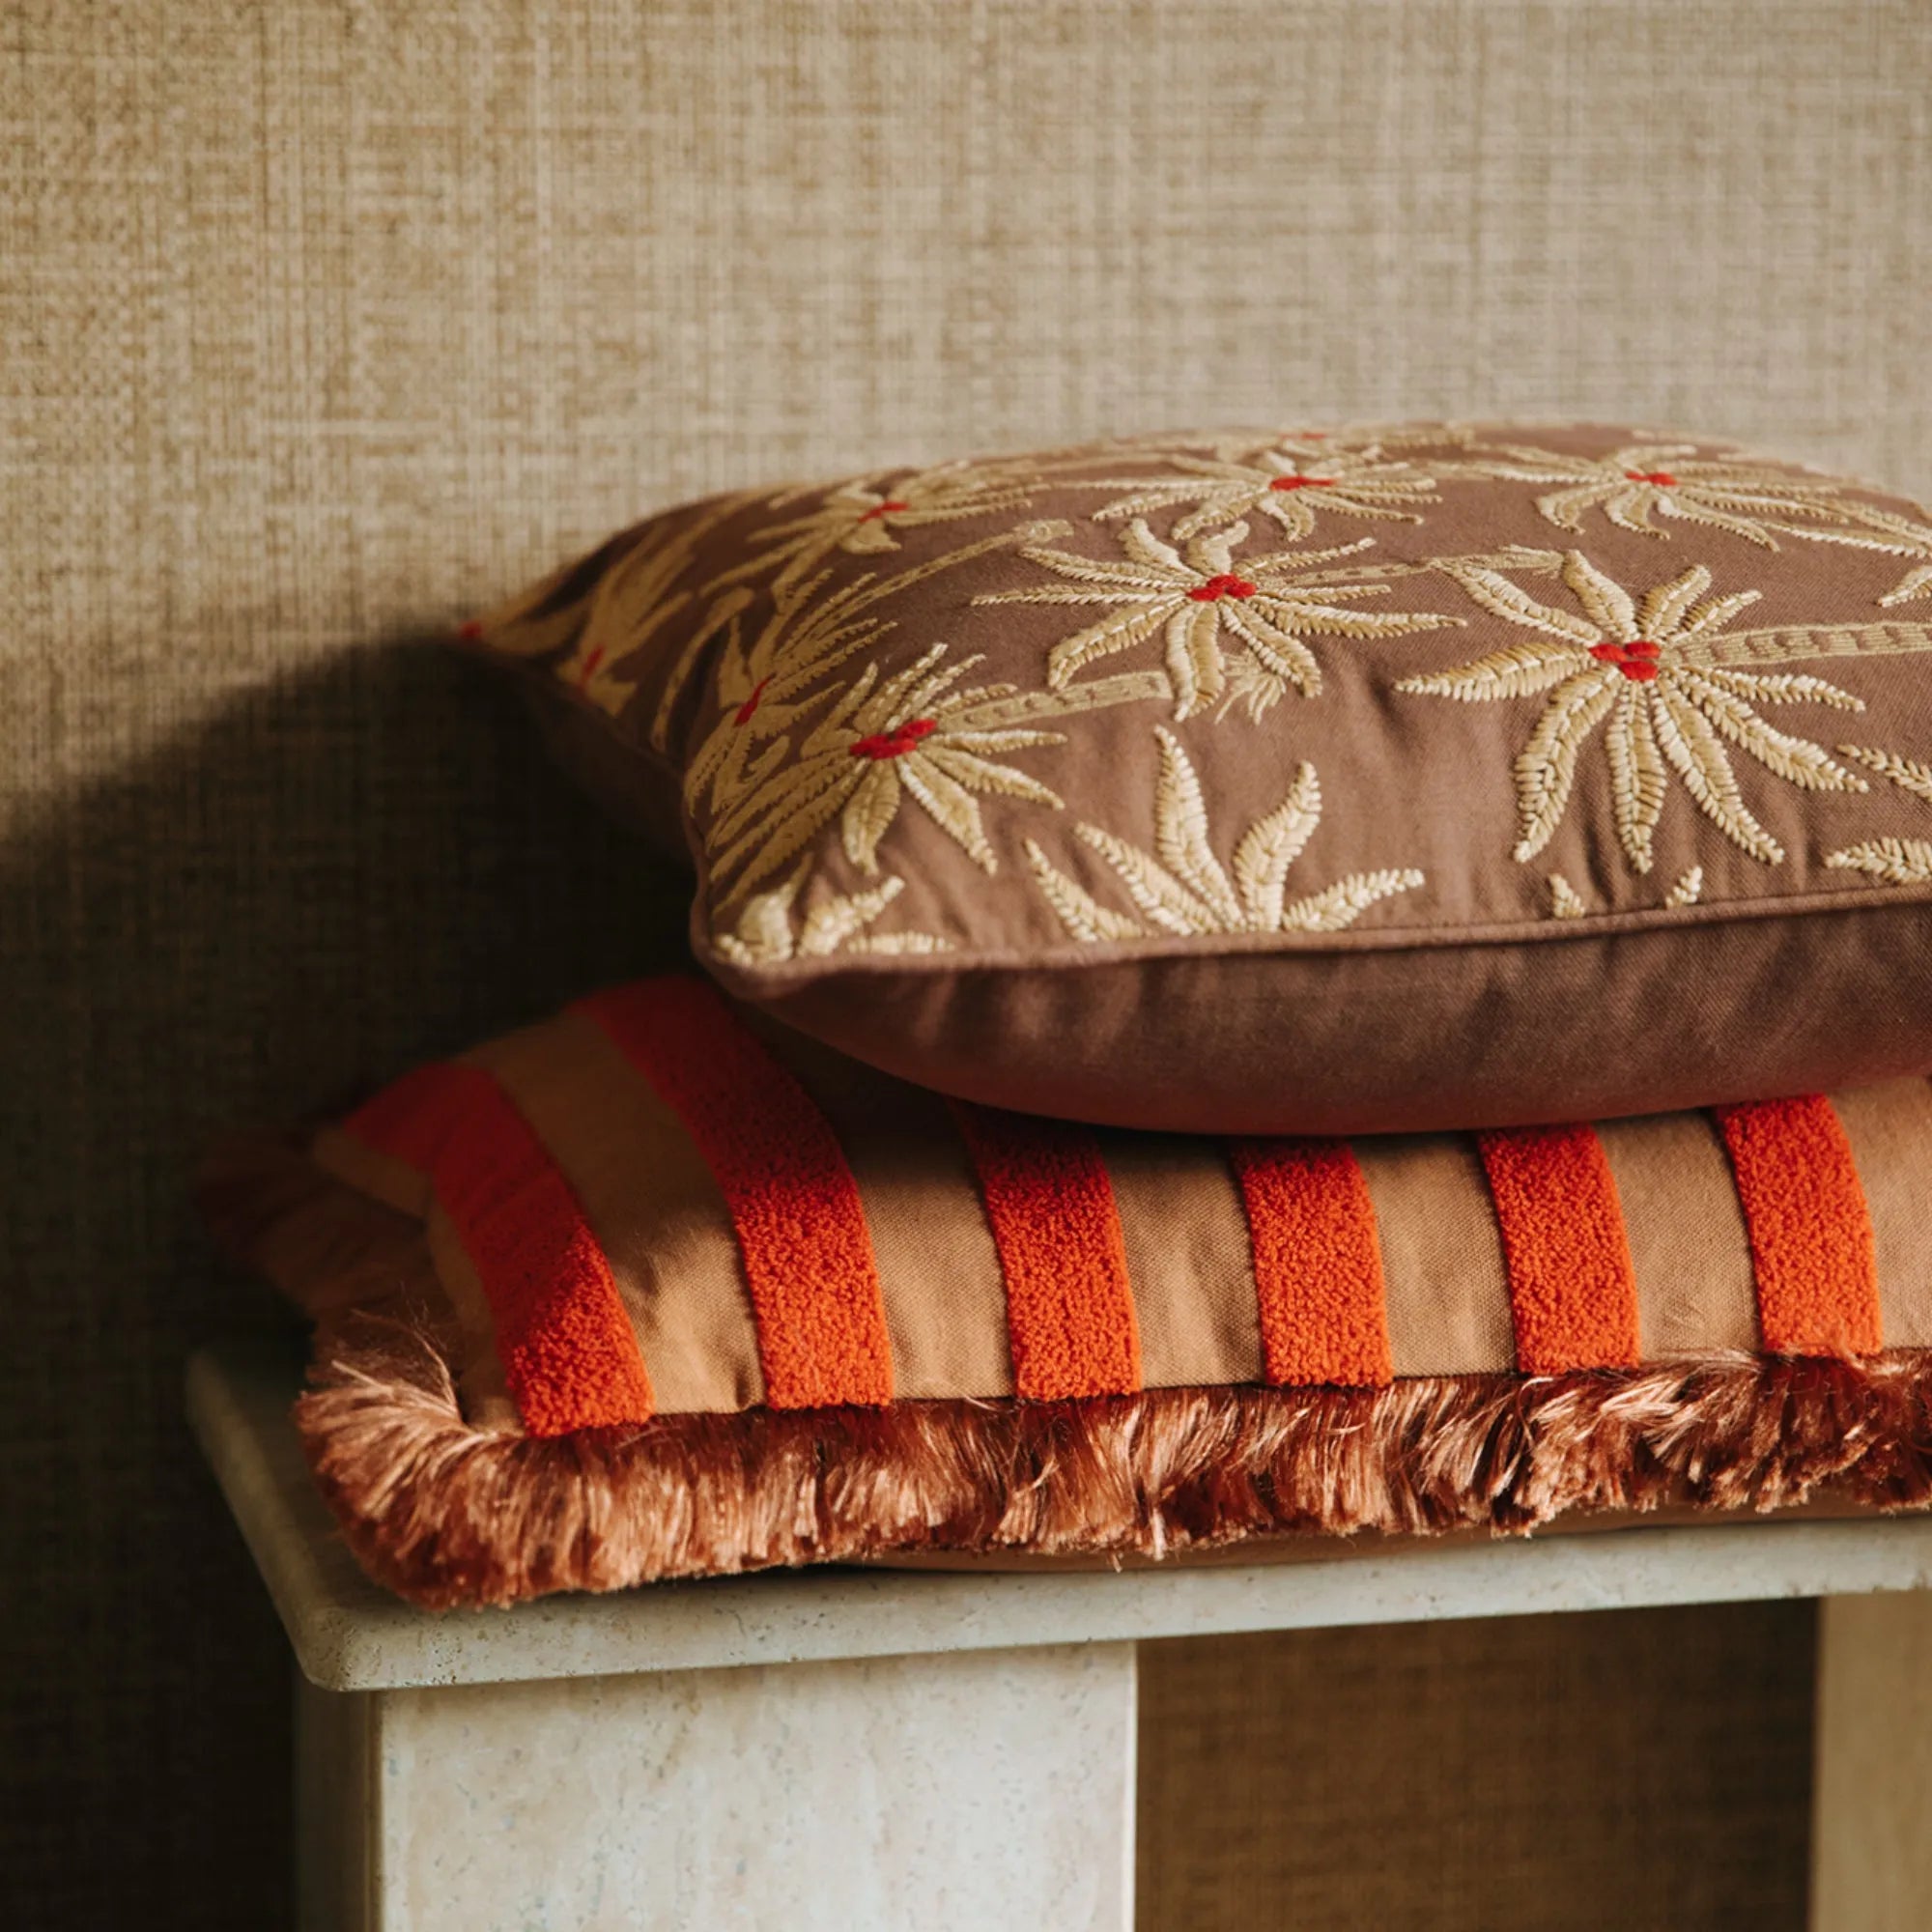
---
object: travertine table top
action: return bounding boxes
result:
[187,1339,1932,1693]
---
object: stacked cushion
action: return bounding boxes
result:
[206,421,1932,1605]
[208,973,1932,1607]
[462,422,1932,1132]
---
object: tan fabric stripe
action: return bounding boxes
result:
[311,1123,431,1219]
[757,1028,1015,1402]
[467,1014,764,1414]
[424,1201,523,1435]
[1099,1130,1264,1390]
[1595,1112,1758,1357]
[1826,1078,1932,1348]
[1355,1133,1515,1376]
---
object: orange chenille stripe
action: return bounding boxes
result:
[344,1061,654,1435]
[950,1101,1140,1401]
[1714,1096,1881,1357]
[576,979,895,1409]
[1229,1139,1392,1388]
[1477,1124,1640,1375]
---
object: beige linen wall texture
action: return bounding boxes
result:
[3,4,1929,1926]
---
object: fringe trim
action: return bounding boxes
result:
[204,1133,1932,1610]
[300,1311,1932,1610]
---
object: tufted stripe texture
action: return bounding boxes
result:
[309,975,1916,1436]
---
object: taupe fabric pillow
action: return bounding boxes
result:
[463,423,1932,1132]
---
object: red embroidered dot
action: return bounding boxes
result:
[849,717,937,760]
[1187,573,1258,603]
[733,675,772,726]
[456,620,485,640]
[1590,639,1663,680]
[1268,474,1336,492]
[1625,469,1678,488]
[859,499,910,523]
[575,644,606,688]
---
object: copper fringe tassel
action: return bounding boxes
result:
[203,1137,1932,1611]
[298,1311,1932,1609]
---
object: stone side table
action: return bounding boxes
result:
[189,1341,1932,1932]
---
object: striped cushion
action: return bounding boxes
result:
[309,974,1923,1442]
[196,967,1932,1605]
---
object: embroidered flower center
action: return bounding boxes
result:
[1187,573,1258,603]
[1268,474,1336,492]
[859,498,910,523]
[849,717,937,760]
[1625,469,1678,488]
[1589,639,1663,681]
[733,675,772,726]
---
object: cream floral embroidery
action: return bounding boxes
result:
[1396,550,1906,870]
[485,493,760,718]
[1794,503,1932,607]
[703,643,1166,903]
[1664,866,1704,908]
[1463,441,1879,550]
[678,515,1167,914]
[658,521,1069,759]
[1026,726,1423,942]
[1836,742,1932,804]
[1825,838,1932,886]
[1085,440,1436,542]
[1548,874,1588,920]
[1545,866,1703,919]
[707,458,1041,596]
[712,863,949,967]
[978,522,1457,722]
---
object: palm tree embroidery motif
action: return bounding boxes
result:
[1084,439,1437,543]
[1824,748,1932,891]
[674,518,1167,919]
[1826,838,1932,886]
[1546,867,1703,920]
[1396,550,1932,871]
[1790,501,1932,609]
[1463,440,1892,552]
[978,521,1458,722]
[1026,725,1424,942]
[707,458,1042,596]
[712,861,949,967]
[475,490,763,718]
[701,640,1165,904]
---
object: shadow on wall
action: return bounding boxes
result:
[0,641,688,1930]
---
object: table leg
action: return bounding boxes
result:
[298,1638,1137,1932]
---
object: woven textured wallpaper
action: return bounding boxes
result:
[1139,1604,1815,1931]
[4,3,1929,1924]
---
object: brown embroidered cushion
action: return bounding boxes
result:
[461,424,1932,1133]
[203,973,1932,1608]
